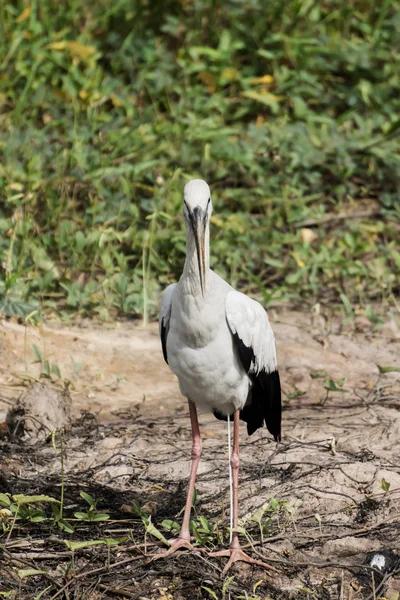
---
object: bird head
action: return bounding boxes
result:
[183,179,212,297]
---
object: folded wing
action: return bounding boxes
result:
[225,290,281,440]
[159,283,177,364]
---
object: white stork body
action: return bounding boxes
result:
[162,274,250,416]
[162,274,279,421]
[156,179,281,572]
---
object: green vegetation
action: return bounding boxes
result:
[0,0,399,320]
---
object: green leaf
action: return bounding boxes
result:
[310,370,327,379]
[340,292,354,316]
[241,90,280,112]
[269,497,279,512]
[0,493,11,507]
[191,520,202,544]
[64,539,104,551]
[80,491,95,506]
[33,586,52,600]
[104,536,127,546]
[201,587,219,600]
[17,568,47,579]
[323,378,350,393]
[286,385,306,399]
[12,494,60,506]
[232,526,246,536]
[90,513,110,521]
[51,363,62,378]
[380,478,391,493]
[43,360,51,376]
[198,515,211,532]
[31,343,42,363]
[30,514,47,523]
[74,511,90,520]
[222,575,235,594]
[249,503,269,525]
[131,500,146,517]
[377,365,400,374]
[145,517,169,545]
[58,518,74,533]
[161,519,180,532]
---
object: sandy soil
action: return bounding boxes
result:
[0,308,399,599]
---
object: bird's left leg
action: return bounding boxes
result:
[152,399,201,559]
[210,410,277,574]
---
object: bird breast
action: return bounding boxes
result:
[166,282,251,414]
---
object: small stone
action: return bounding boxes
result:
[6,383,73,441]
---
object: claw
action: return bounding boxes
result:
[209,547,278,575]
[151,537,199,560]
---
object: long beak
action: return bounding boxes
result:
[190,207,207,297]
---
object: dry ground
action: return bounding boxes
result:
[0,308,399,599]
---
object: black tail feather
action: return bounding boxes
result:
[241,369,281,440]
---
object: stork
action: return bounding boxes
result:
[157,179,281,572]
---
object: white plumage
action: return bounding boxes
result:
[156,179,281,572]
[160,179,280,436]
[225,290,278,376]
[161,276,278,419]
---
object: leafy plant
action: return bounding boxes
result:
[0,493,60,539]
[286,385,306,400]
[74,492,110,523]
[31,343,62,380]
[202,575,235,600]
[131,500,169,545]
[377,365,400,374]
[322,377,350,404]
[191,515,224,547]
[0,0,399,320]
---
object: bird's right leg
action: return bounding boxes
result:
[152,399,201,559]
[209,410,277,573]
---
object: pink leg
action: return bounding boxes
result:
[230,409,241,550]
[210,410,277,574]
[178,399,202,541]
[152,400,202,558]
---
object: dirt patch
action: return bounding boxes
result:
[0,309,399,598]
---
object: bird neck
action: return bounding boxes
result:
[182,226,210,295]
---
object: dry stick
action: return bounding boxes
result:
[340,569,344,600]
[7,541,161,560]
[3,548,63,591]
[365,566,400,600]
[371,570,377,600]
[48,554,144,600]
[226,511,400,554]
[4,507,19,548]
[98,584,139,599]
[8,552,74,560]
[249,547,393,578]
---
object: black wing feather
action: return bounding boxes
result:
[233,332,281,441]
[160,319,169,364]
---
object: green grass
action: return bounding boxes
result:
[0,0,399,321]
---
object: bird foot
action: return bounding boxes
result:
[150,536,199,560]
[209,547,278,574]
